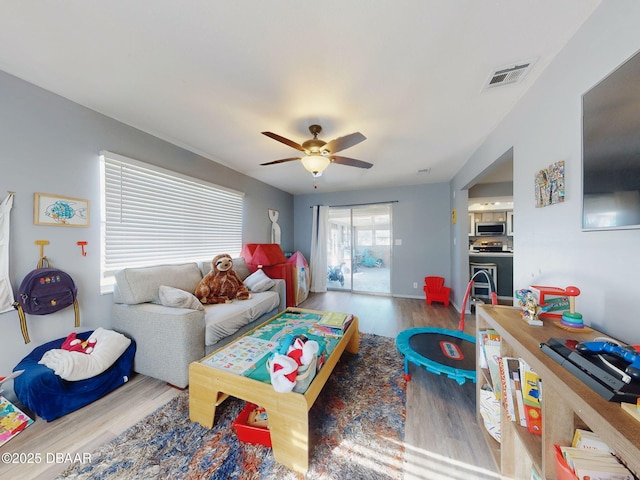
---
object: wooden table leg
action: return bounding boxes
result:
[189,363,220,428]
[266,394,311,474]
[346,323,359,354]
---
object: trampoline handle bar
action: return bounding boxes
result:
[458,269,498,331]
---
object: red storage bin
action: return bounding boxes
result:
[233,403,271,447]
[554,444,579,480]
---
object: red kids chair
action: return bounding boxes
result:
[423,276,451,307]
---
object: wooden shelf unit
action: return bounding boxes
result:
[476,304,640,479]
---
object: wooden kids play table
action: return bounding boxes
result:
[188,308,359,474]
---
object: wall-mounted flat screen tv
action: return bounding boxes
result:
[582,49,640,230]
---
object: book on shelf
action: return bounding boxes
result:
[559,444,633,479]
[520,358,542,435]
[572,428,614,453]
[521,362,542,407]
[478,387,501,443]
[621,401,640,423]
[478,329,501,398]
[499,357,518,422]
[511,367,527,427]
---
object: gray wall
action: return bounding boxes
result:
[469,181,513,199]
[0,70,293,378]
[451,1,640,343]
[293,183,451,298]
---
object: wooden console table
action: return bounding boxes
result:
[189,309,359,474]
[476,304,640,479]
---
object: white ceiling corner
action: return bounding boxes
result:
[0,0,601,194]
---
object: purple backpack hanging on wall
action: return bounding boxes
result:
[13,257,79,343]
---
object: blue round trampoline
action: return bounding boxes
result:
[396,327,476,385]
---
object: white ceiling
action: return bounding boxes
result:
[0,1,600,194]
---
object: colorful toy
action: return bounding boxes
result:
[530,285,584,328]
[458,269,498,331]
[576,341,640,382]
[268,335,319,392]
[61,331,97,354]
[396,327,476,384]
[195,253,251,304]
[560,286,583,328]
[515,289,543,326]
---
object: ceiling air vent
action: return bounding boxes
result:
[483,58,537,90]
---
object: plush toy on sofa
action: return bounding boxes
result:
[195,253,252,305]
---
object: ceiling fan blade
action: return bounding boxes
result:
[261,132,305,152]
[330,156,373,169]
[325,132,366,154]
[260,157,301,166]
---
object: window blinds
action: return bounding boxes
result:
[100,151,244,289]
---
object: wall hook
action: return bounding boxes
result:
[35,240,49,259]
[77,241,88,256]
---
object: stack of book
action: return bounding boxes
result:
[478,330,543,437]
[556,429,633,479]
[498,356,543,435]
[311,311,353,336]
[478,329,501,398]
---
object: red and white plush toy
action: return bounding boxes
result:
[61,332,97,354]
[269,337,319,392]
[194,253,251,305]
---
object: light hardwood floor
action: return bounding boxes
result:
[1,292,503,479]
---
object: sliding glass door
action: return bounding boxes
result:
[327,204,391,294]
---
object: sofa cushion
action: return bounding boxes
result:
[204,291,280,346]
[157,285,205,311]
[244,269,275,292]
[114,263,203,305]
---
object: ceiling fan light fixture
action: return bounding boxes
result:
[301,155,331,176]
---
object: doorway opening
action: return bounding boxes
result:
[466,147,514,306]
[327,203,392,295]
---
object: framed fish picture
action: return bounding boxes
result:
[34,193,90,227]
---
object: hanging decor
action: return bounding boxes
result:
[34,193,90,227]
[0,192,15,314]
[535,160,565,208]
[268,209,281,245]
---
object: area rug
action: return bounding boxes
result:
[58,333,406,479]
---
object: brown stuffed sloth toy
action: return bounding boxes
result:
[195,254,251,304]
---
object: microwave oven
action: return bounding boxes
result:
[475,222,506,236]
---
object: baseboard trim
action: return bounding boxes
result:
[392,294,424,300]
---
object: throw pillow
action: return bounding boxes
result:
[158,285,205,311]
[244,269,275,293]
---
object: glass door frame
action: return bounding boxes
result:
[326,203,393,295]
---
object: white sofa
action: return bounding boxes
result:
[112,257,285,388]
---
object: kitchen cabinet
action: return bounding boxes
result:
[476,305,640,479]
[480,211,506,222]
[469,210,511,225]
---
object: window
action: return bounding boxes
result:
[100,151,244,293]
[357,229,373,246]
[375,229,390,245]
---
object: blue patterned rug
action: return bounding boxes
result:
[58,333,406,479]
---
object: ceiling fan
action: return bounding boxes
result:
[260,124,372,177]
